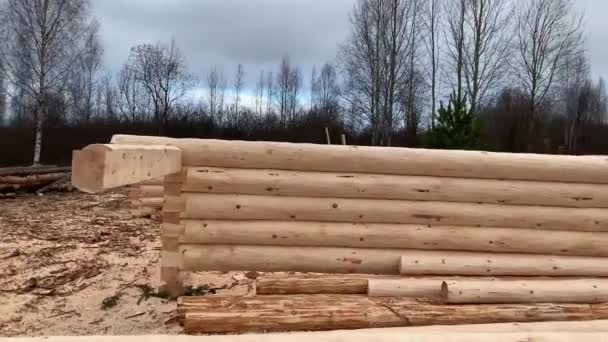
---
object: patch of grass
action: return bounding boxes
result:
[135,284,171,304]
[101,293,122,310]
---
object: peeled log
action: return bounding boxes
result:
[110,135,608,183]
[136,185,164,198]
[179,294,608,334]
[180,220,608,257]
[71,144,181,193]
[442,279,608,304]
[132,197,163,209]
[399,251,608,276]
[183,167,608,208]
[175,193,608,231]
[368,278,446,298]
[256,274,371,295]
[180,245,404,274]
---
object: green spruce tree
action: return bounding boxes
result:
[427,92,480,149]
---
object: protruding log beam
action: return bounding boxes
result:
[182,167,608,208]
[176,193,608,231]
[111,135,608,183]
[399,251,608,276]
[71,144,181,193]
[179,220,608,257]
[442,278,608,304]
[179,294,608,334]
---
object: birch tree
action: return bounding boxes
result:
[0,0,93,164]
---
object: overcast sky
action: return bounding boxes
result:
[93,0,608,99]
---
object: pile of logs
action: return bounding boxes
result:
[70,135,608,336]
[0,165,72,196]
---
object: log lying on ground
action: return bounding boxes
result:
[442,278,608,304]
[180,245,405,274]
[399,251,608,276]
[256,274,372,295]
[179,220,608,257]
[72,144,182,193]
[130,197,163,209]
[0,165,70,177]
[0,173,68,191]
[182,167,608,208]
[178,294,608,334]
[173,193,608,231]
[111,135,608,183]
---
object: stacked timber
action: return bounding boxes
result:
[71,136,608,335]
[0,165,72,195]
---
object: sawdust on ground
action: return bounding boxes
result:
[0,190,255,337]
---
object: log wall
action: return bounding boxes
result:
[105,135,608,296]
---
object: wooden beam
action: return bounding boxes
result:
[442,278,608,304]
[181,167,608,208]
[399,251,608,277]
[179,220,608,257]
[175,193,608,232]
[256,274,372,295]
[110,134,608,183]
[71,144,181,193]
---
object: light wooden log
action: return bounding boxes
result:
[179,294,608,334]
[442,279,608,304]
[368,278,445,298]
[179,220,608,257]
[182,167,608,208]
[399,251,608,276]
[180,245,405,274]
[71,144,181,193]
[256,275,371,295]
[139,197,163,209]
[110,135,608,183]
[174,193,608,231]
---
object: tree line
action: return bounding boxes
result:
[0,0,606,165]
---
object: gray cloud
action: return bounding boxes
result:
[93,0,608,97]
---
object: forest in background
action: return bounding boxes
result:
[0,0,607,166]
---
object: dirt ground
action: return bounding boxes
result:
[0,190,254,337]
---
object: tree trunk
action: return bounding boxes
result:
[33,107,44,165]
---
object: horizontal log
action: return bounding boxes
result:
[180,245,405,274]
[72,144,182,193]
[399,251,608,276]
[179,220,608,256]
[111,135,608,183]
[182,167,608,208]
[368,278,445,298]
[256,274,371,295]
[131,185,164,198]
[179,294,608,334]
[174,193,608,231]
[442,279,608,304]
[135,197,163,209]
[0,165,70,177]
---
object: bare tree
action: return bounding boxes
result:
[288,67,302,125]
[0,68,5,125]
[513,0,583,136]
[444,0,468,101]
[277,56,291,127]
[233,63,244,123]
[0,0,93,164]
[69,20,103,123]
[464,0,514,113]
[129,38,193,134]
[315,63,341,119]
[206,67,219,121]
[341,0,416,146]
[265,71,274,115]
[310,65,318,110]
[423,0,441,128]
[255,70,265,115]
[116,63,148,123]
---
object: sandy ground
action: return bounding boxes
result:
[0,190,254,337]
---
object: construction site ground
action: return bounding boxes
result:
[0,189,256,337]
